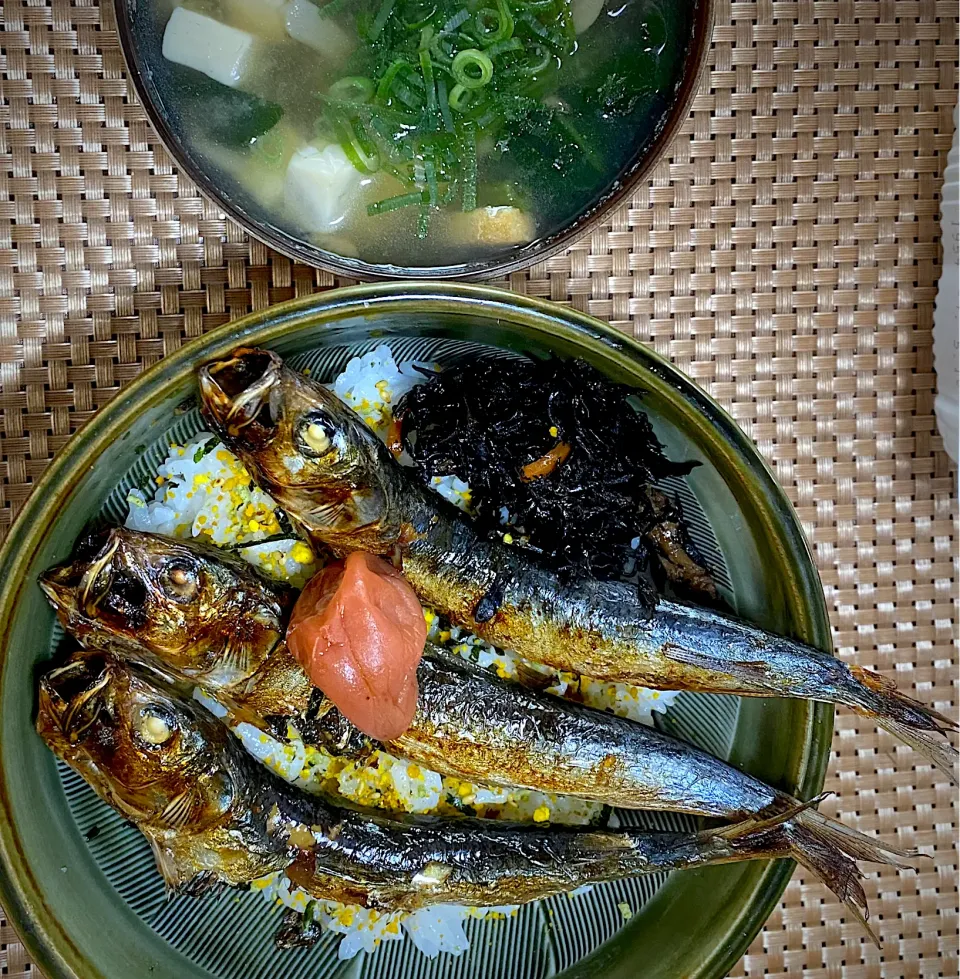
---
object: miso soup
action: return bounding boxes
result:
[128,0,701,271]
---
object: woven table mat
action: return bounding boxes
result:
[1,0,958,975]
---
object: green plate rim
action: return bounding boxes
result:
[0,281,834,979]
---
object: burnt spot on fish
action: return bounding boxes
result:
[199,349,283,443]
[73,525,114,563]
[300,706,375,759]
[473,576,506,624]
[275,907,323,949]
[304,688,326,721]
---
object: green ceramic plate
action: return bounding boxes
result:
[0,283,832,979]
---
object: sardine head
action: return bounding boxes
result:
[40,528,291,689]
[198,348,398,550]
[37,654,238,834]
[198,348,284,445]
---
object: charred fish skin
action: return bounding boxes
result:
[34,655,891,930]
[37,533,786,822]
[39,527,304,713]
[197,348,958,781]
[36,654,291,892]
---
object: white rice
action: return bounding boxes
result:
[125,344,679,959]
[331,344,435,433]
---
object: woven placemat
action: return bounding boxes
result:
[1,0,958,975]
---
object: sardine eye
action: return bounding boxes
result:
[296,415,339,460]
[135,705,176,747]
[160,559,199,603]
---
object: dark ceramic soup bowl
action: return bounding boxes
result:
[114,0,713,278]
[0,283,831,979]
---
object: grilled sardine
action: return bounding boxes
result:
[42,529,920,940]
[37,654,913,934]
[195,348,958,782]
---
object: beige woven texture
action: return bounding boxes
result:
[1,0,958,975]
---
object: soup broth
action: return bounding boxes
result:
[133,0,699,270]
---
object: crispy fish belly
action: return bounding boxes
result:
[36,655,914,935]
[197,348,958,781]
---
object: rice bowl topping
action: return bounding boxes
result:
[124,344,678,960]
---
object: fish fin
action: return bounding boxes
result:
[158,785,201,830]
[219,634,255,682]
[708,793,828,841]
[707,796,924,948]
[874,719,959,785]
[659,642,772,678]
[845,666,958,783]
[307,498,356,531]
[146,834,192,892]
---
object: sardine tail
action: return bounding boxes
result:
[875,718,959,784]
[786,821,880,948]
[845,666,959,783]
[797,808,921,867]
[709,797,923,947]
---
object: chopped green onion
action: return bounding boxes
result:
[452,49,494,89]
[369,0,397,38]
[400,0,437,28]
[516,43,552,75]
[367,191,426,215]
[419,28,439,129]
[442,8,471,32]
[335,116,381,173]
[440,178,459,204]
[376,58,425,115]
[474,0,514,46]
[376,59,410,101]
[430,26,474,62]
[327,76,375,103]
[485,36,523,58]
[315,0,609,240]
[447,82,478,113]
[424,152,439,205]
[516,10,551,41]
[472,105,499,128]
[436,76,456,131]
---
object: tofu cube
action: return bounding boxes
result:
[162,7,256,89]
[285,143,363,233]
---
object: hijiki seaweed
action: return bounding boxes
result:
[395,357,717,607]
